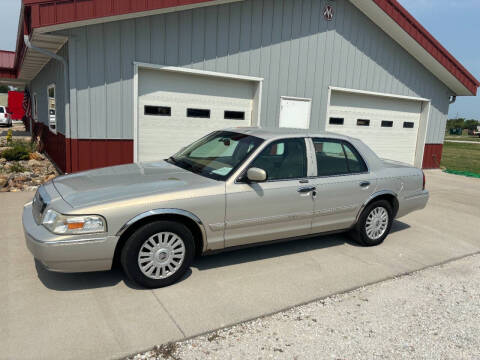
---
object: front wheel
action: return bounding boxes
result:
[120,220,195,288]
[350,200,393,246]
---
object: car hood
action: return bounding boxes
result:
[53,161,217,208]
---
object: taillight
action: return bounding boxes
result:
[422,171,426,190]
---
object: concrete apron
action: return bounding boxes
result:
[1,170,479,360]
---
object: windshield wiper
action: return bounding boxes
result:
[168,157,203,174]
[167,156,178,164]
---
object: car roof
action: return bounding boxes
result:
[224,126,358,142]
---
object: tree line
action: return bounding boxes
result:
[446,118,479,131]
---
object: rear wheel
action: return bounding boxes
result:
[121,220,195,288]
[350,200,393,246]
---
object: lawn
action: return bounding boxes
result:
[441,142,480,174]
[444,135,480,142]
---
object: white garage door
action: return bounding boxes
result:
[138,69,256,162]
[327,91,422,165]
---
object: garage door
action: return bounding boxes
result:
[137,69,256,162]
[327,91,422,165]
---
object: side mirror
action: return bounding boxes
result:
[247,167,267,182]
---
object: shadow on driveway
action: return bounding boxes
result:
[34,220,410,291]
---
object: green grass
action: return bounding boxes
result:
[444,135,480,142]
[441,142,480,174]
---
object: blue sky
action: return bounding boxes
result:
[0,0,478,119]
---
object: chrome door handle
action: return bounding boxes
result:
[360,181,370,188]
[298,186,316,193]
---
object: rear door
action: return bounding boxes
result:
[224,138,315,247]
[309,138,377,233]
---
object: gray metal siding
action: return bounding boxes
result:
[30,44,68,135]
[65,0,451,144]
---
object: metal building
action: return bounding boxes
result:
[0,0,478,173]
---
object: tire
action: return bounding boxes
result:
[350,200,393,246]
[120,220,195,288]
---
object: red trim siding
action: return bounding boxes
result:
[33,122,67,172]
[67,139,133,173]
[25,0,216,28]
[32,121,133,173]
[422,144,443,169]
[0,50,15,68]
[373,0,479,95]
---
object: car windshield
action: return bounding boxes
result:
[167,131,264,180]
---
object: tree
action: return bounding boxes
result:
[464,119,479,130]
[446,118,465,131]
[0,85,10,93]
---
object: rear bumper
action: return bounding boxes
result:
[22,203,118,273]
[396,190,429,218]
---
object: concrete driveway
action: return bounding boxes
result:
[2,170,479,360]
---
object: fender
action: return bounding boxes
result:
[116,208,207,252]
[355,190,399,223]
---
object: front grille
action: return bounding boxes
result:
[32,189,47,224]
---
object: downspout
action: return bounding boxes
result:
[24,34,71,173]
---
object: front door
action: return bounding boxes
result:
[225,138,315,247]
[308,138,376,233]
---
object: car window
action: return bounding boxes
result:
[190,138,240,158]
[250,138,307,181]
[0,107,4,113]
[169,131,263,180]
[313,138,367,176]
[343,143,368,173]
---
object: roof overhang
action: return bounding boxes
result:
[350,0,479,96]
[29,0,242,34]
[19,32,68,81]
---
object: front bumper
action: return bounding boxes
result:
[22,203,118,273]
[396,190,429,218]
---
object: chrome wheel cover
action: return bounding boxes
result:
[137,232,186,280]
[365,207,389,240]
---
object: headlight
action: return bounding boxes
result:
[42,209,106,235]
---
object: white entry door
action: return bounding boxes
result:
[279,97,312,129]
[327,91,422,165]
[137,68,257,162]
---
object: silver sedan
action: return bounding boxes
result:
[23,128,429,288]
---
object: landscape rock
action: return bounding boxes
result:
[28,159,43,167]
[1,124,60,192]
[45,174,57,182]
[29,152,44,161]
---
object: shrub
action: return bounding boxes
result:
[1,142,31,161]
[6,129,13,144]
[8,162,26,173]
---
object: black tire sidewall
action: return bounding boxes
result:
[121,220,195,288]
[357,200,393,246]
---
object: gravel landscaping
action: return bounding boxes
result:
[0,123,59,192]
[127,254,480,360]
